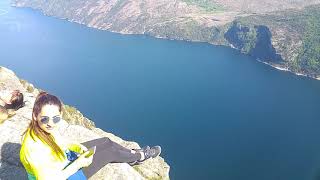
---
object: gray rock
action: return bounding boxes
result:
[0,66,170,180]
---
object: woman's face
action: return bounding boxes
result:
[36,104,61,134]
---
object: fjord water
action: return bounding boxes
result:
[1,1,320,179]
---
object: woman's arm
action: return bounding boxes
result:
[29,151,93,179]
[22,143,93,180]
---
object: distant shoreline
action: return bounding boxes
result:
[44,16,320,81]
[9,4,320,81]
[257,59,320,80]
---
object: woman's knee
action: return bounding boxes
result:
[103,137,113,144]
[94,137,112,145]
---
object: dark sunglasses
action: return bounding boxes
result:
[40,116,61,124]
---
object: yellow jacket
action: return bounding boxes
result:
[20,129,86,180]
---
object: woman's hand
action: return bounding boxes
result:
[67,143,88,154]
[79,144,88,154]
[62,150,93,179]
[75,150,93,168]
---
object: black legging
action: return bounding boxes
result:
[81,137,141,178]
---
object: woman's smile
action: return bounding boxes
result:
[45,125,54,130]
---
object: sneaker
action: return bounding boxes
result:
[128,160,140,166]
[139,146,161,163]
[128,146,150,166]
[134,146,150,153]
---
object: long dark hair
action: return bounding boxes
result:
[23,91,65,160]
[4,90,24,110]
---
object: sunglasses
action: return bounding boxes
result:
[40,116,61,124]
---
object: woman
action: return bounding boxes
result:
[20,92,161,180]
[0,89,24,123]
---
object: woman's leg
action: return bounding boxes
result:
[81,137,141,178]
[82,137,132,153]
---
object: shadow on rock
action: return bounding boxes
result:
[0,142,27,180]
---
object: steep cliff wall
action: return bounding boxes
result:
[228,6,320,78]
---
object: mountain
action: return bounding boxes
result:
[11,0,320,79]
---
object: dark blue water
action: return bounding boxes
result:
[1,1,320,179]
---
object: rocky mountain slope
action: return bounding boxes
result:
[225,5,320,78]
[11,0,320,79]
[0,66,170,180]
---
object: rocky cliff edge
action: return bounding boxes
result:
[0,66,170,180]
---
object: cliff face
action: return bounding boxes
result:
[224,22,281,63]
[224,22,291,65]
[227,6,320,78]
[0,66,170,180]
[10,0,320,79]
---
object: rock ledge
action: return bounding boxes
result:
[0,66,170,180]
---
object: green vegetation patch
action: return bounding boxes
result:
[182,0,225,12]
[224,22,257,53]
[296,7,320,76]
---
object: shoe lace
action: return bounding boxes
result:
[145,148,155,158]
